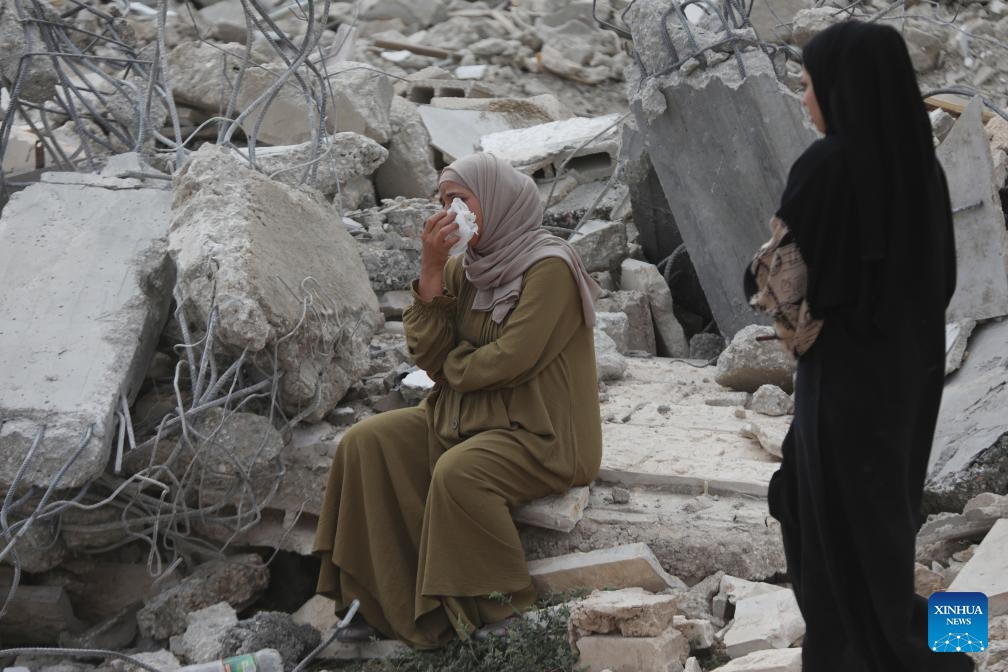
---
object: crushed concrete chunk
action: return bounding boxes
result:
[596,312,631,354]
[576,627,689,672]
[716,647,802,672]
[595,329,628,382]
[620,259,688,357]
[375,97,438,199]
[171,602,238,664]
[251,132,388,200]
[945,319,977,375]
[715,325,796,394]
[569,587,679,638]
[595,291,656,355]
[569,219,628,273]
[739,421,786,460]
[749,385,793,417]
[723,588,804,658]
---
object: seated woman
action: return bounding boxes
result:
[313,152,603,649]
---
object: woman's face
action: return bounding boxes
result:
[438,180,483,248]
[801,68,827,133]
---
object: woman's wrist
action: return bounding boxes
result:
[417,265,445,302]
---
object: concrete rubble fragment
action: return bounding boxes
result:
[596,312,632,354]
[620,259,688,357]
[170,602,238,664]
[575,627,690,672]
[569,219,628,273]
[527,542,687,595]
[948,518,1008,616]
[568,587,679,638]
[0,173,172,491]
[136,554,269,640]
[375,96,438,199]
[595,291,657,355]
[251,132,388,200]
[595,329,629,382]
[220,611,320,671]
[512,485,590,533]
[722,588,804,658]
[945,319,977,376]
[110,650,181,672]
[673,615,716,650]
[748,385,793,417]
[739,421,786,460]
[169,145,380,421]
[715,647,802,672]
[715,326,796,394]
[937,97,1008,322]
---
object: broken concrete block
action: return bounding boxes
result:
[0,174,172,491]
[945,319,977,375]
[375,97,438,199]
[405,78,494,105]
[292,595,340,633]
[938,97,1008,322]
[480,114,621,181]
[948,518,1008,616]
[137,554,269,640]
[170,145,379,421]
[569,219,628,273]
[252,132,388,200]
[915,562,945,598]
[620,259,688,357]
[595,291,657,354]
[430,93,569,122]
[749,385,793,417]
[545,180,630,230]
[220,611,320,669]
[357,244,422,294]
[684,658,702,672]
[723,588,804,658]
[167,41,250,113]
[790,7,844,47]
[198,1,248,43]
[576,627,689,672]
[171,602,238,664]
[596,312,631,354]
[513,485,590,533]
[739,421,785,459]
[569,587,679,638]
[2,517,65,573]
[673,615,716,650]
[419,106,519,164]
[0,0,60,104]
[111,650,181,672]
[715,325,796,394]
[594,329,628,382]
[713,576,784,621]
[716,647,802,672]
[927,319,1008,511]
[527,542,685,595]
[626,1,817,339]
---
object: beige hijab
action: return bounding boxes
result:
[439,152,601,326]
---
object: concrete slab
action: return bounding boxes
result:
[716,648,802,672]
[521,485,787,584]
[479,114,621,179]
[948,518,1008,616]
[576,627,689,672]
[945,319,977,376]
[598,358,784,497]
[937,97,1008,322]
[418,105,517,163]
[527,542,684,595]
[626,4,817,337]
[927,319,1008,510]
[620,259,688,357]
[512,485,590,533]
[0,175,172,490]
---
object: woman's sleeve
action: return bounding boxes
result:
[402,262,459,383]
[442,258,584,393]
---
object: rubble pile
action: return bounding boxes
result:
[2,0,1008,669]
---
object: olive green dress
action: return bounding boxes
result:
[313,256,602,648]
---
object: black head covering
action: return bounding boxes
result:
[775,20,955,333]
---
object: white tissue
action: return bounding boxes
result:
[447,197,479,256]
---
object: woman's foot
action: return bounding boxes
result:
[335,617,381,642]
[473,616,521,641]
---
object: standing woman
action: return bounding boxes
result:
[313,152,603,648]
[748,21,974,671]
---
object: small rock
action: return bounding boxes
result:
[612,487,631,504]
[715,325,796,393]
[749,385,794,416]
[595,329,628,381]
[220,612,321,672]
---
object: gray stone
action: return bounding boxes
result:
[198,1,247,43]
[596,312,631,354]
[627,1,817,338]
[357,245,422,293]
[169,145,379,422]
[620,259,688,357]
[937,97,1008,322]
[166,41,251,113]
[690,333,725,361]
[749,385,793,417]
[576,627,689,672]
[595,329,628,382]
[480,114,621,181]
[715,325,796,394]
[137,554,269,640]
[595,290,657,354]
[673,615,716,650]
[0,175,172,491]
[220,611,321,671]
[375,96,438,199]
[171,602,238,664]
[323,61,395,144]
[1,517,65,573]
[926,319,1008,511]
[569,220,628,273]
[253,132,388,200]
[945,319,977,376]
[739,421,786,459]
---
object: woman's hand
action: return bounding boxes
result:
[418,209,459,302]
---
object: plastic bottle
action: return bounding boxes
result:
[176,649,283,672]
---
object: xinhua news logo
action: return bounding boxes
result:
[929,592,988,653]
